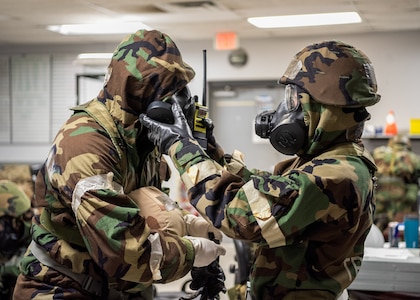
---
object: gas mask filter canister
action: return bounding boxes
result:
[255,84,307,155]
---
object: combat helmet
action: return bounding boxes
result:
[279,40,380,107]
[0,180,31,218]
[388,133,412,150]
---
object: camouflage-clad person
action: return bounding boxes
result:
[0,180,33,299]
[372,134,420,231]
[13,30,225,300]
[140,40,381,299]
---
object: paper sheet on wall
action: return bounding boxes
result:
[11,55,50,143]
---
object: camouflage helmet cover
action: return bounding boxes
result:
[0,180,31,218]
[279,40,381,107]
[388,133,412,150]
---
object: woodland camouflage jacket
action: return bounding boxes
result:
[169,139,376,299]
[17,30,196,300]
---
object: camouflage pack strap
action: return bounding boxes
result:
[71,100,125,160]
[29,241,102,297]
[71,99,128,186]
[389,149,397,176]
[44,100,127,246]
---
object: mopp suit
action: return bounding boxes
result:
[14,30,225,300]
[140,40,381,300]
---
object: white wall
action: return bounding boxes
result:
[178,31,420,136]
[1,30,419,163]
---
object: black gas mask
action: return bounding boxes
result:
[146,86,196,129]
[255,84,307,155]
[145,86,212,149]
[139,86,196,155]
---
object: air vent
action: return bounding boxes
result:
[170,1,216,8]
[107,5,166,14]
[155,0,226,12]
[85,2,166,15]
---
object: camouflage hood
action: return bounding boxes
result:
[97,29,195,128]
[296,90,373,156]
[279,40,381,157]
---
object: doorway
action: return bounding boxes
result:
[208,80,289,171]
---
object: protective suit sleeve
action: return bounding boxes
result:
[72,172,195,283]
[168,137,373,249]
[128,186,187,236]
[183,214,223,241]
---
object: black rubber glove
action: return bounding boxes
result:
[181,260,226,300]
[202,118,225,164]
[139,102,194,154]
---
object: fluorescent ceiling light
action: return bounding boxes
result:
[77,53,113,60]
[47,22,151,35]
[74,53,113,65]
[248,12,361,28]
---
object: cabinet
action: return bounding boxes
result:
[362,136,420,155]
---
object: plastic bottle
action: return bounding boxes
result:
[384,110,398,136]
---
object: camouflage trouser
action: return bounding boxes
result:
[13,271,153,300]
[13,241,154,299]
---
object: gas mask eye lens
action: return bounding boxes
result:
[284,84,299,111]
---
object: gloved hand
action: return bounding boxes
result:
[184,214,223,242]
[189,260,227,299]
[139,102,194,154]
[202,118,225,163]
[184,236,226,267]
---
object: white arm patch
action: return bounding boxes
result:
[243,181,286,248]
[72,172,124,214]
[148,232,163,280]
